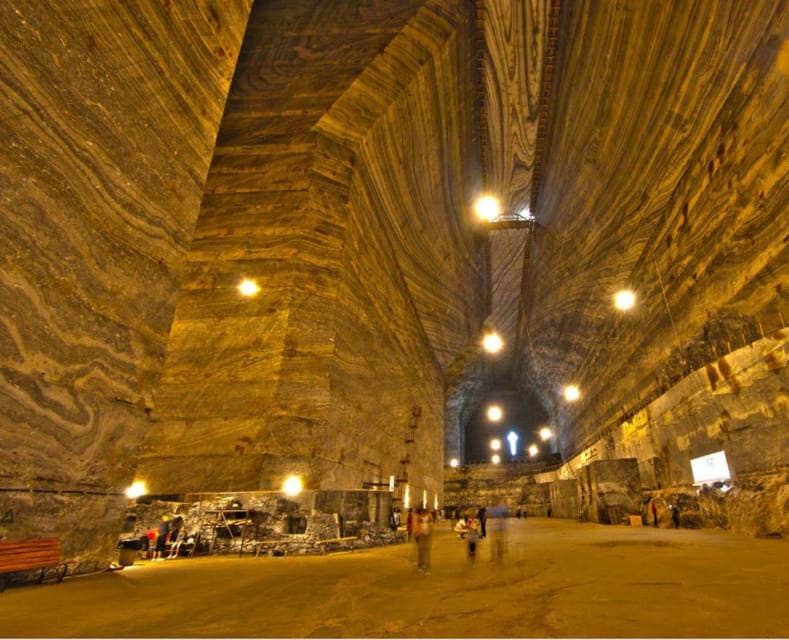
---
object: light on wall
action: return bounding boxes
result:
[614,289,636,310]
[449,458,459,468]
[528,444,539,457]
[474,195,501,221]
[490,438,502,451]
[125,481,146,499]
[507,431,518,456]
[282,475,303,496]
[539,426,553,441]
[487,405,503,421]
[238,278,260,296]
[563,385,580,402]
[491,454,501,464]
[482,333,503,353]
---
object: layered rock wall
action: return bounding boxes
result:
[448,333,788,536]
[0,2,250,569]
[136,1,484,509]
[522,0,788,457]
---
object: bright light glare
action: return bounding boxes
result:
[614,289,636,310]
[507,431,518,456]
[282,475,303,496]
[449,458,459,468]
[539,427,553,441]
[563,385,580,402]
[125,481,146,499]
[483,333,503,353]
[490,438,502,451]
[690,450,732,486]
[491,454,501,464]
[487,405,502,421]
[238,279,260,296]
[475,195,500,221]
[528,444,539,457]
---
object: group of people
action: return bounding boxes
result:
[452,502,509,563]
[145,514,186,560]
[649,498,681,528]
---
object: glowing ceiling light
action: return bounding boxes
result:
[238,279,260,297]
[528,444,539,457]
[563,385,580,402]
[614,289,636,310]
[125,481,146,499]
[507,431,518,456]
[449,458,459,468]
[487,405,503,421]
[475,195,500,221]
[539,426,553,441]
[490,438,502,451]
[491,454,501,464]
[483,333,503,353]
[282,475,303,496]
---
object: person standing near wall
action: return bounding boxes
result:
[152,515,170,561]
[671,504,680,528]
[651,499,658,527]
[413,507,434,575]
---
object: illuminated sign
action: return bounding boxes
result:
[690,450,732,486]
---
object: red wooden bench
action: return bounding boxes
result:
[0,538,74,591]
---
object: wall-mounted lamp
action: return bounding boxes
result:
[483,333,503,353]
[563,385,580,402]
[614,289,636,311]
[282,475,303,496]
[238,278,260,297]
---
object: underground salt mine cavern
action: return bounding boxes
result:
[0,1,787,638]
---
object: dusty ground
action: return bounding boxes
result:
[1,517,787,638]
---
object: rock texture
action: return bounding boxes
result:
[519,0,789,458]
[135,1,485,507]
[481,0,549,387]
[0,1,251,568]
[0,0,786,574]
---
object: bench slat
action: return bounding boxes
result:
[0,539,64,574]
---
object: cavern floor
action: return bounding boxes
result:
[1,517,787,639]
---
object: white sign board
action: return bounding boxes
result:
[690,450,731,486]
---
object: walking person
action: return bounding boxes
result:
[466,515,480,561]
[487,499,508,564]
[414,507,434,575]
